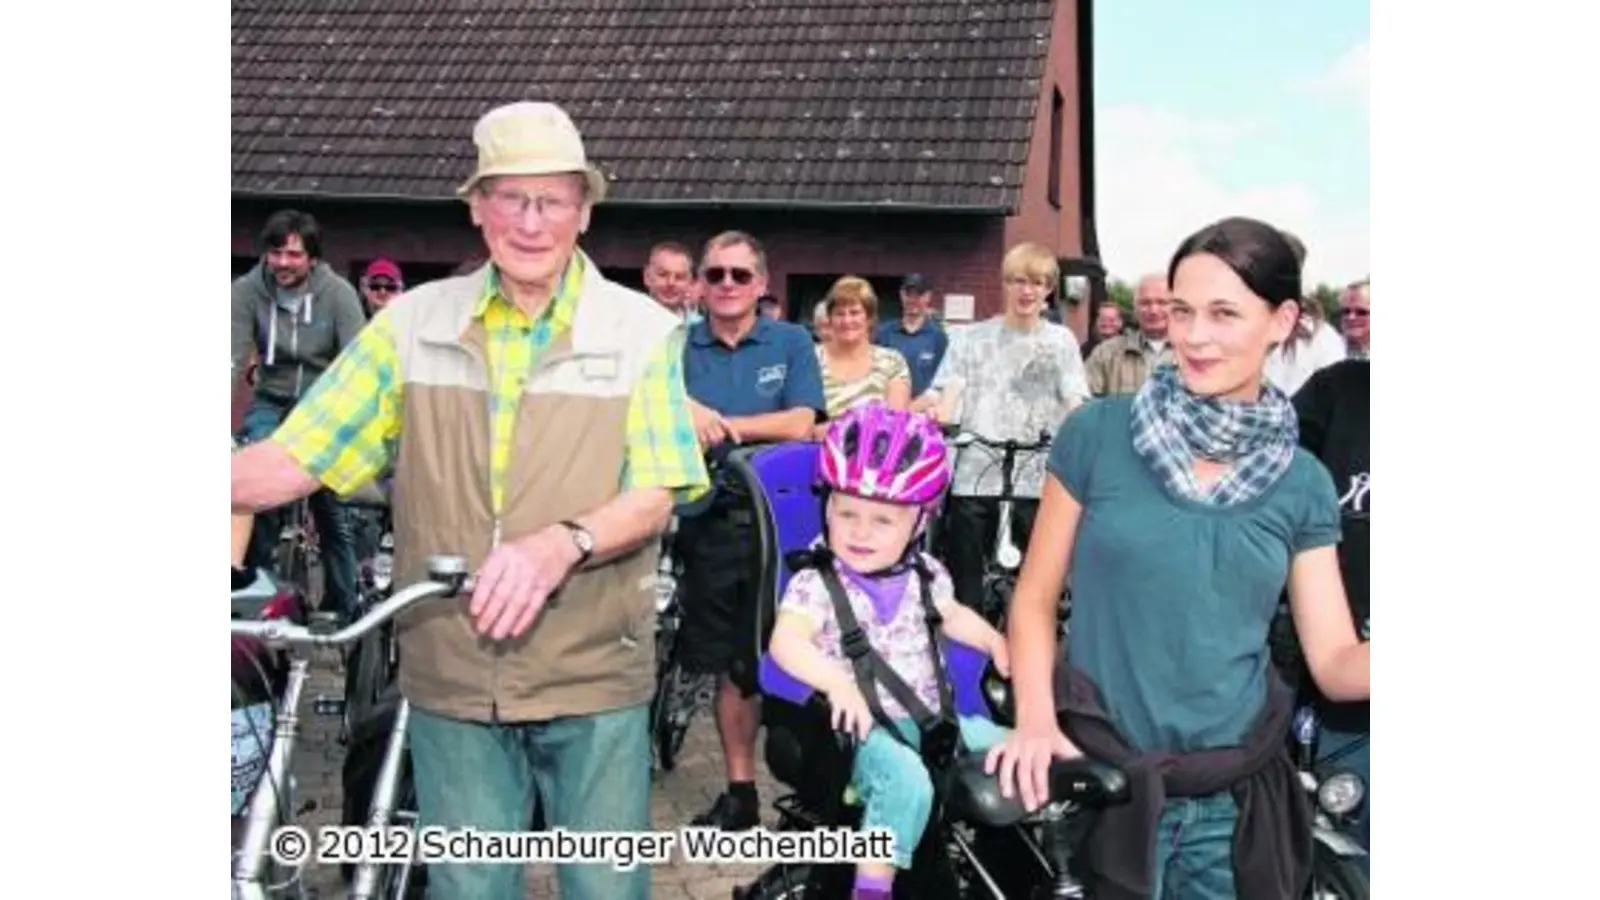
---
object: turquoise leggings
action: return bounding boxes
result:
[851,715,1011,868]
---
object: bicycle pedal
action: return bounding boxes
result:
[312,695,347,717]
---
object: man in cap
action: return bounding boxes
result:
[358,257,405,315]
[230,101,708,899]
[873,273,948,399]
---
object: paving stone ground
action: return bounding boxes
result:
[268,641,786,900]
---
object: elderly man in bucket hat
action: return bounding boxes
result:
[231,101,709,899]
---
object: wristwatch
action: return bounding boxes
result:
[560,520,595,566]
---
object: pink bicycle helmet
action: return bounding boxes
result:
[819,402,951,507]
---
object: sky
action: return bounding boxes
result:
[1092,1,1369,290]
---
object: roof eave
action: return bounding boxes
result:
[230,187,1014,216]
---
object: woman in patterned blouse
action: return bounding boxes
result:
[813,276,912,435]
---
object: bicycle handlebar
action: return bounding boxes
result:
[231,554,473,647]
[945,428,1053,453]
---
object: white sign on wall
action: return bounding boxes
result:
[943,293,976,322]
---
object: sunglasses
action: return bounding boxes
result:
[366,280,399,294]
[1341,308,1370,319]
[702,266,755,286]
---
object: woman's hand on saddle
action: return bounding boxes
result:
[983,718,1084,813]
[824,680,874,741]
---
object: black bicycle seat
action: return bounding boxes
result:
[945,753,1131,828]
[231,567,279,619]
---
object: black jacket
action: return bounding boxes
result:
[1055,663,1312,900]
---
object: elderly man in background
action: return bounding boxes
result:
[1084,273,1172,396]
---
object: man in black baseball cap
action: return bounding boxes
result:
[874,273,948,400]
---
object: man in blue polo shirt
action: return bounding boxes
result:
[874,272,948,400]
[679,230,826,830]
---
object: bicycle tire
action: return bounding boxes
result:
[1307,850,1369,899]
[649,677,680,773]
[341,759,428,893]
[342,624,394,744]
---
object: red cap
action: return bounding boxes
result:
[363,258,403,282]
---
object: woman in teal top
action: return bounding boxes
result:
[985,217,1371,899]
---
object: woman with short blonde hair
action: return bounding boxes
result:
[815,276,911,424]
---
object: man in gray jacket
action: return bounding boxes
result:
[231,209,367,619]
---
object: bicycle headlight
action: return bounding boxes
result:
[1316,772,1364,816]
[996,544,1022,569]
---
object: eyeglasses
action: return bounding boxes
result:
[481,188,581,223]
[366,280,399,294]
[1341,308,1370,319]
[702,266,756,286]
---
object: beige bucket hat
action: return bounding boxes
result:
[456,101,608,203]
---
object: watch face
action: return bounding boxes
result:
[570,525,594,552]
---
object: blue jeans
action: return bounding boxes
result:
[1318,726,1370,868]
[1149,793,1238,900]
[852,715,1010,868]
[408,702,652,899]
[238,396,358,619]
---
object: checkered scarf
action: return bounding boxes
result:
[1130,363,1298,507]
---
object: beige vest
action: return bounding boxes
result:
[382,253,681,721]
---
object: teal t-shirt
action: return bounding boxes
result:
[1049,396,1341,753]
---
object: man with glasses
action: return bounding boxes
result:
[677,230,826,831]
[230,101,708,900]
[230,209,367,622]
[1084,272,1172,396]
[918,241,1090,610]
[358,258,405,315]
[1341,278,1370,359]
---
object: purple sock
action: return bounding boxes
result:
[852,871,894,898]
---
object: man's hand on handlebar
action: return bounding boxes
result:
[689,399,741,448]
[984,718,1085,813]
[470,525,584,641]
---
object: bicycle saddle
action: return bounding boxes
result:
[231,567,279,619]
[946,753,1132,828]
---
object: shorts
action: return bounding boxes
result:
[674,501,762,695]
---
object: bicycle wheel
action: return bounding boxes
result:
[655,665,715,772]
[1307,850,1369,899]
[343,622,395,742]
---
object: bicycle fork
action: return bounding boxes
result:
[350,699,416,900]
[234,657,309,900]
[994,499,1022,571]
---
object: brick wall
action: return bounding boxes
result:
[1004,0,1090,345]
[234,199,1025,321]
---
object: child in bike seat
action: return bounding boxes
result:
[767,402,1012,900]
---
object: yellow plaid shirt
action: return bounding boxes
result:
[272,257,708,512]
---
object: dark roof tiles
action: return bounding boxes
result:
[233,0,1055,209]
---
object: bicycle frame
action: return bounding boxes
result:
[348,698,416,900]
[231,556,472,900]
[949,431,1051,624]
